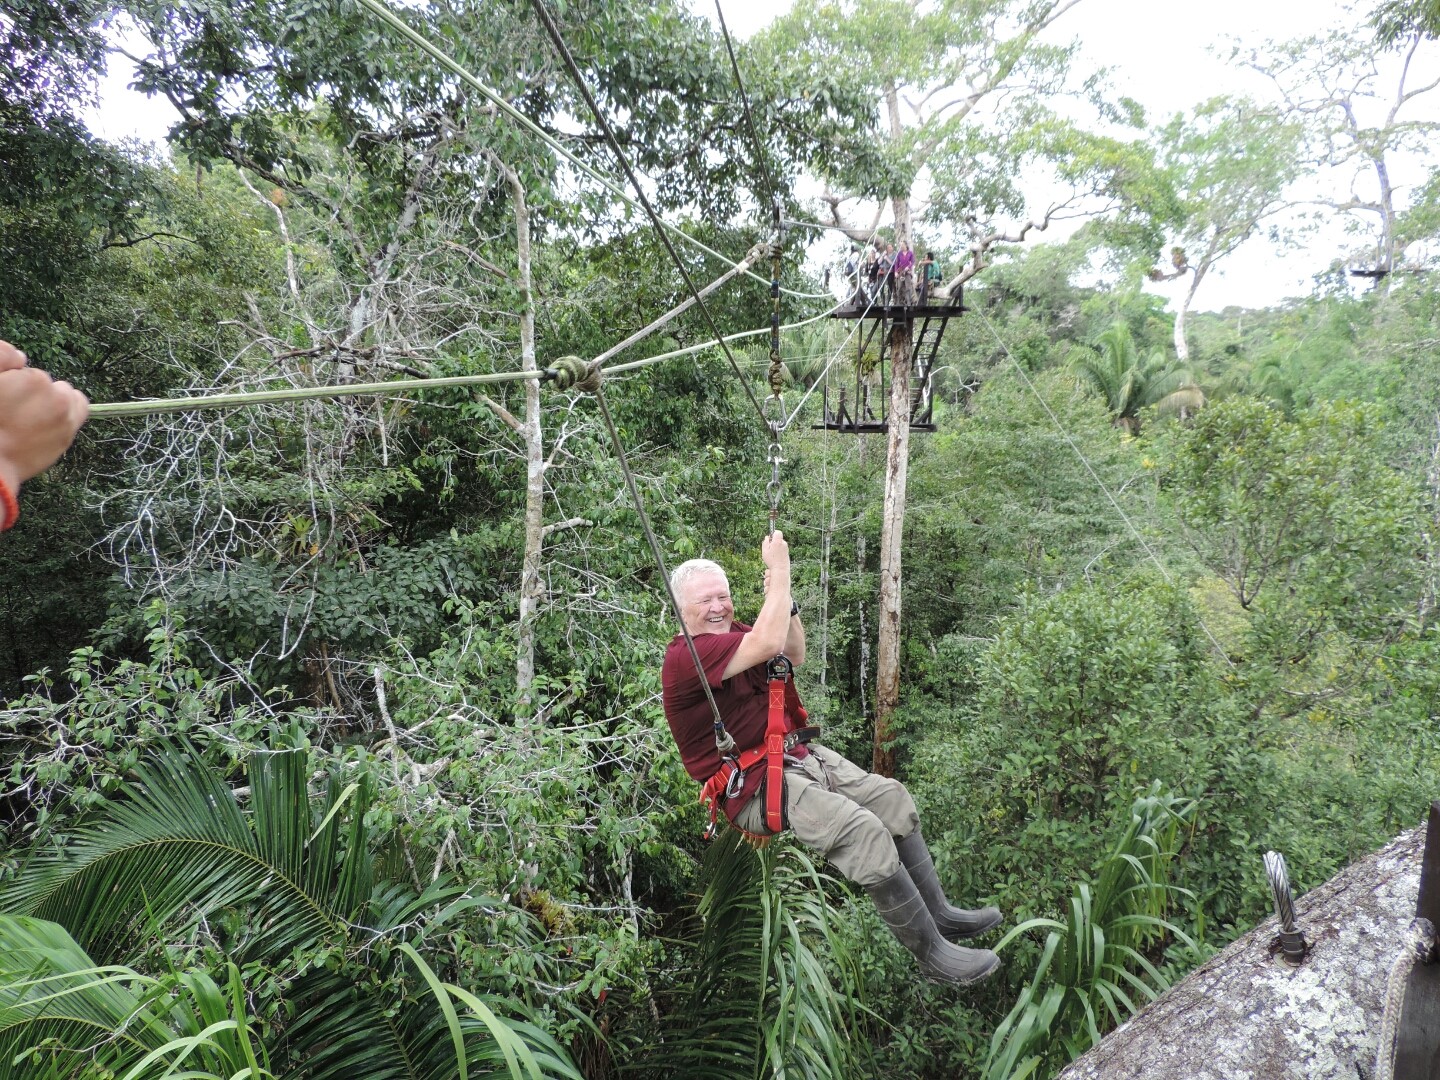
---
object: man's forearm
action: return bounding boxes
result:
[785,613,806,667]
[750,581,792,656]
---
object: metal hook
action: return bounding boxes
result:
[1265,850,1308,963]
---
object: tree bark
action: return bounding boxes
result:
[871,83,917,777]
[1174,257,1210,364]
[872,312,913,776]
[1058,826,1425,1080]
[501,163,544,705]
[1421,413,1440,622]
[1373,150,1397,291]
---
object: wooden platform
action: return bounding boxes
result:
[830,299,966,320]
[811,419,937,434]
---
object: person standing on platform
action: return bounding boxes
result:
[919,251,942,305]
[877,241,896,305]
[843,245,863,306]
[894,241,916,306]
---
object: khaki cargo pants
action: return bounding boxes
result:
[732,743,919,887]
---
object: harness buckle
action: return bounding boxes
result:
[724,763,746,800]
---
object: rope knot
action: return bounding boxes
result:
[547,355,602,394]
[1407,917,1436,963]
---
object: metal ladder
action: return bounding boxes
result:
[908,314,947,424]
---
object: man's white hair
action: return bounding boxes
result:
[670,558,728,599]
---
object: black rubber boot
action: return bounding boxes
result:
[895,830,1003,942]
[865,866,1000,985]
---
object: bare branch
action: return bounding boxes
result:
[100,230,199,250]
[541,516,591,539]
[477,393,523,432]
[819,190,886,243]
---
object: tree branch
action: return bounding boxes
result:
[820,190,886,243]
[100,230,198,250]
[944,203,1072,289]
[541,516,592,538]
[477,394,522,432]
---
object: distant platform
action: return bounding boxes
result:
[830,299,966,320]
[811,419,937,433]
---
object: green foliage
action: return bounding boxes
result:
[1070,321,1203,431]
[0,0,109,113]
[983,786,1195,1080]
[1160,398,1422,644]
[0,917,273,1080]
[1155,96,1306,273]
[913,579,1206,909]
[900,367,1147,647]
[2,602,289,846]
[1372,0,1440,41]
[0,151,289,694]
[4,0,1440,1074]
[644,833,868,1079]
[0,742,581,1078]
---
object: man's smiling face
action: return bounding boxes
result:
[680,570,734,636]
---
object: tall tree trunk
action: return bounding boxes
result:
[503,165,543,704]
[819,495,834,695]
[856,436,870,723]
[1422,413,1440,622]
[1174,261,1210,364]
[872,312,913,776]
[871,85,916,777]
[1374,154,1397,293]
[1172,301,1190,365]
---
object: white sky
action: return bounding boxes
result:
[87,0,1436,312]
[702,0,1436,311]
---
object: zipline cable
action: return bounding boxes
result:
[714,1,779,215]
[525,0,773,433]
[87,4,848,424]
[590,376,731,737]
[87,369,548,420]
[87,285,840,421]
[351,0,831,303]
[783,269,890,429]
[593,243,768,368]
[975,306,1236,669]
[603,301,838,375]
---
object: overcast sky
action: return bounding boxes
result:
[88,0,1433,312]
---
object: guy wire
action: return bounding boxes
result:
[714,1,779,213]
[526,0,773,433]
[975,306,1236,669]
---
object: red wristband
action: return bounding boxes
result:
[0,475,17,531]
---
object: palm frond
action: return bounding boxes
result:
[0,744,583,1080]
[647,833,867,1080]
[0,916,271,1080]
[0,745,367,962]
[1071,349,1124,414]
[982,784,1195,1080]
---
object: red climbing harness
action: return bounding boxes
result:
[699,654,819,841]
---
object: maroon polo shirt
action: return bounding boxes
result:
[661,620,807,820]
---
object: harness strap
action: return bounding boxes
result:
[699,743,767,840]
[764,673,788,833]
[698,655,813,840]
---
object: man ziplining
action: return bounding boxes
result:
[660,531,1002,985]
